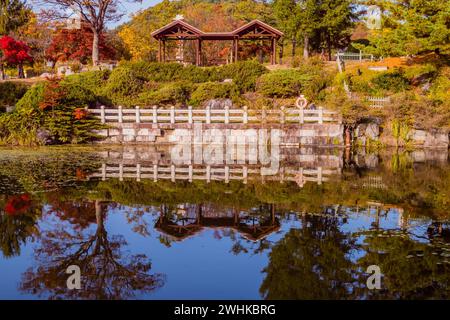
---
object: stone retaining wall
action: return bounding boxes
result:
[95,123,345,146]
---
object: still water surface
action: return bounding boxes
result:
[0,145,449,299]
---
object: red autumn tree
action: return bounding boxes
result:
[45,23,116,66]
[0,35,33,78]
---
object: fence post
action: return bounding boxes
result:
[189,165,193,182]
[119,163,123,181]
[118,106,123,123]
[225,165,229,184]
[243,165,248,184]
[299,108,304,124]
[100,105,105,124]
[136,163,141,182]
[153,164,158,182]
[135,106,140,123]
[170,106,175,124]
[101,163,106,181]
[206,165,211,183]
[262,109,267,124]
[317,166,323,185]
[224,105,229,124]
[280,106,285,124]
[318,107,323,124]
[153,106,157,124]
[206,106,211,124]
[188,106,193,124]
[171,164,175,182]
[243,106,248,124]
[359,50,362,61]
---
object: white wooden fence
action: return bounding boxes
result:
[350,94,391,108]
[89,163,340,186]
[337,51,374,62]
[366,96,391,108]
[88,105,341,125]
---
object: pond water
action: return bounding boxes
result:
[0,145,449,299]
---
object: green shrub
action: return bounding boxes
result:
[215,60,268,92]
[119,61,211,83]
[116,60,266,91]
[102,67,146,106]
[0,109,41,145]
[61,70,111,106]
[137,82,194,106]
[0,82,28,108]
[189,82,240,107]
[1,79,106,145]
[429,73,450,104]
[257,70,311,98]
[15,83,45,111]
[403,64,438,82]
[372,71,410,93]
[62,70,110,94]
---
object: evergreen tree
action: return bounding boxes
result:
[356,0,450,56]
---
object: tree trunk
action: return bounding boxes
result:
[327,33,332,61]
[18,63,25,79]
[279,42,283,64]
[303,35,309,59]
[0,63,5,80]
[291,37,296,57]
[92,30,100,66]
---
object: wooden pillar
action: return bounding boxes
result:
[195,38,200,66]
[234,37,238,62]
[272,38,277,65]
[162,40,166,62]
[158,39,161,62]
[198,39,202,66]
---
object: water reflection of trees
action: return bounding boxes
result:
[260,214,357,299]
[354,229,450,299]
[0,194,40,258]
[260,212,450,300]
[19,200,165,299]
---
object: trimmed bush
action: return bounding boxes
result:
[137,82,194,106]
[62,70,110,95]
[189,82,240,107]
[372,71,410,93]
[215,60,268,92]
[15,83,45,111]
[102,66,146,106]
[0,82,28,109]
[257,70,312,98]
[119,61,211,83]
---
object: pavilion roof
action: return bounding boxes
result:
[152,19,284,40]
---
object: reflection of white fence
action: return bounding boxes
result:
[89,163,340,187]
[337,51,374,62]
[88,106,341,125]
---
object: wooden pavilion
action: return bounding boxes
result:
[151,18,284,66]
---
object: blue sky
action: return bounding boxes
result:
[31,0,163,28]
[114,0,161,27]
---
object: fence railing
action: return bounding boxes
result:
[336,51,374,62]
[365,96,391,108]
[89,163,340,187]
[349,94,391,108]
[88,106,341,125]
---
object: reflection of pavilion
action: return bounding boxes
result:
[155,204,280,242]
